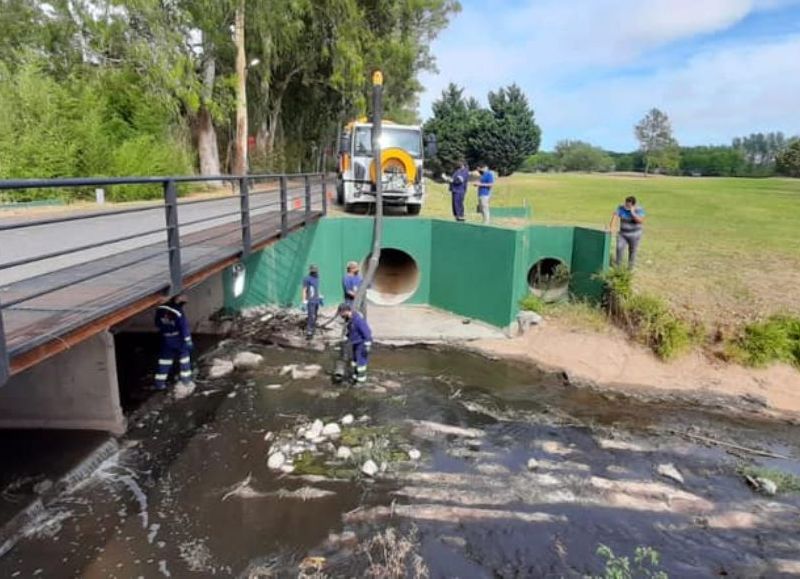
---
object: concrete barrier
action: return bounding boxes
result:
[0,331,126,434]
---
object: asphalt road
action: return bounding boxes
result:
[0,186,311,288]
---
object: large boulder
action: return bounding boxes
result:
[234,351,264,369]
[208,359,235,379]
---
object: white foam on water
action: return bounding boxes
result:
[147,523,161,544]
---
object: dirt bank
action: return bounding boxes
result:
[473,320,800,420]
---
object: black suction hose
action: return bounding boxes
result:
[334,71,384,383]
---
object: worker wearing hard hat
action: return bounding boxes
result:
[154,294,195,396]
[338,303,373,383]
[301,264,323,339]
[342,261,362,306]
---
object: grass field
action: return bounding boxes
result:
[422,173,800,331]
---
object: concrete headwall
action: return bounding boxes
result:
[226,218,610,328]
[0,331,125,434]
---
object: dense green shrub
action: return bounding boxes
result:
[733,316,800,367]
[596,267,692,360]
[0,59,193,202]
[624,293,691,360]
[519,293,546,313]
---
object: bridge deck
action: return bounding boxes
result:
[3,208,321,371]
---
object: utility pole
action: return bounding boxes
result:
[233,0,248,175]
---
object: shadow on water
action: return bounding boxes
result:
[1,341,799,578]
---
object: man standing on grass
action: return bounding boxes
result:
[472,163,495,224]
[447,159,469,222]
[609,195,646,268]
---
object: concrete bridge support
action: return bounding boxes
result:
[0,331,125,434]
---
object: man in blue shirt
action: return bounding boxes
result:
[342,261,362,305]
[472,164,495,224]
[608,195,646,268]
[301,264,323,339]
[338,303,373,383]
[447,159,469,222]
[154,294,194,394]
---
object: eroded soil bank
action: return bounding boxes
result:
[1,317,800,578]
[475,319,800,422]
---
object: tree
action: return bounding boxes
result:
[635,108,678,174]
[554,140,613,172]
[423,83,473,174]
[468,84,541,176]
[776,139,800,177]
[679,146,745,176]
[732,132,788,176]
[520,151,560,173]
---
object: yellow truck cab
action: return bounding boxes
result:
[336,118,434,215]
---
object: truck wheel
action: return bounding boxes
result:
[406,204,422,216]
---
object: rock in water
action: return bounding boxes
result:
[408,449,422,461]
[280,364,323,380]
[174,382,196,400]
[336,446,353,460]
[305,419,324,441]
[208,359,234,379]
[361,460,379,477]
[341,414,355,426]
[267,452,286,470]
[233,351,264,369]
[657,463,685,484]
[322,423,341,438]
[756,477,778,496]
[527,458,539,471]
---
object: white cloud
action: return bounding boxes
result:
[419,0,800,149]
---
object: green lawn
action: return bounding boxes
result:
[422,173,800,330]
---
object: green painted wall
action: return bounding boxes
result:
[570,227,611,301]
[430,222,523,327]
[226,218,610,328]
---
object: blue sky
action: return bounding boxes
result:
[418,0,800,151]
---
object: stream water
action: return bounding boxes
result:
[1,342,799,578]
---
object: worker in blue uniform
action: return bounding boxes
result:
[301,264,323,339]
[448,159,469,222]
[154,294,194,391]
[338,303,372,383]
[342,261,362,306]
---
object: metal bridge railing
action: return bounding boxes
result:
[0,172,328,383]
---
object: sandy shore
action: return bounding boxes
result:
[473,320,800,420]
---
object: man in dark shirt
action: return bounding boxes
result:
[301,265,323,339]
[338,303,373,384]
[448,159,469,222]
[342,261,362,306]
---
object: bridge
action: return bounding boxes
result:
[0,173,327,432]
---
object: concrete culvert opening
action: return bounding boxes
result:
[365,248,420,305]
[528,258,570,302]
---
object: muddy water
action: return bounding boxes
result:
[1,344,800,578]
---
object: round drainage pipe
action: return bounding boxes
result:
[365,249,420,306]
